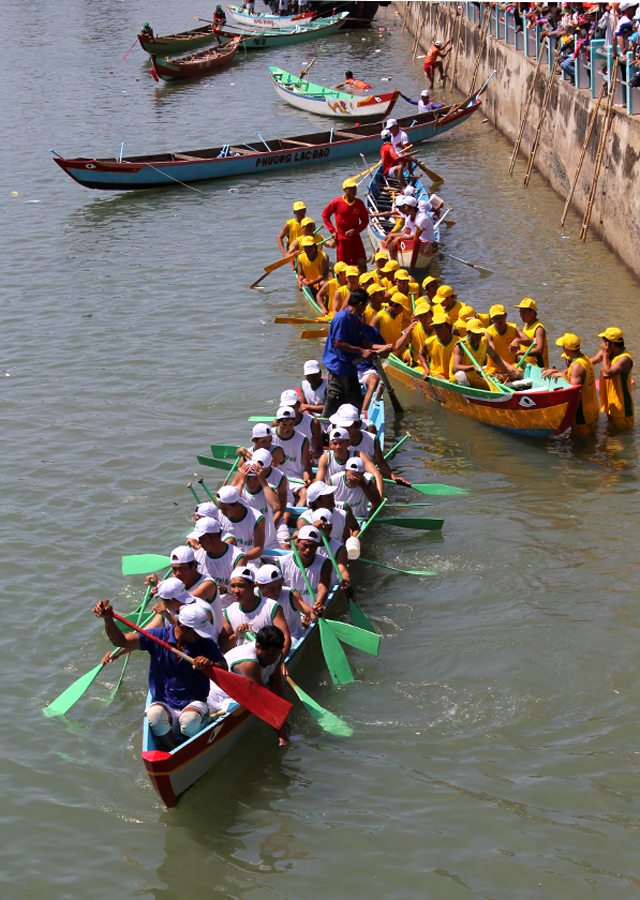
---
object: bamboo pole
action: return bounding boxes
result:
[413,1,428,62]
[523,45,563,188]
[450,5,464,90]
[559,79,606,226]
[508,36,547,176]
[580,56,618,242]
[469,6,490,95]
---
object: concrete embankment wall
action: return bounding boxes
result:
[395,2,640,280]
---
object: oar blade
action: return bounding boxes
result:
[43,663,104,717]
[210,444,239,459]
[376,516,444,531]
[318,618,354,685]
[286,677,353,737]
[196,455,234,471]
[300,329,329,339]
[358,558,436,577]
[410,483,469,496]
[349,597,376,635]
[326,618,380,655]
[206,666,292,730]
[122,554,171,576]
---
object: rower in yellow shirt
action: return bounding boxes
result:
[362,282,385,325]
[422,274,441,303]
[543,333,599,435]
[288,217,325,254]
[395,299,434,369]
[591,326,634,429]
[510,298,548,367]
[316,261,349,317]
[449,319,518,389]
[485,304,518,376]
[452,303,478,338]
[296,236,329,296]
[371,293,406,350]
[420,309,459,380]
[277,200,307,256]
[390,270,419,327]
[359,271,376,291]
[432,284,463,330]
[380,259,400,292]
[369,250,389,286]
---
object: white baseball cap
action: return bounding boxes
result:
[337,403,359,420]
[276,405,296,420]
[256,565,282,586]
[345,457,365,473]
[303,359,321,375]
[252,423,273,439]
[306,482,336,504]
[298,525,321,543]
[403,185,417,197]
[418,199,433,212]
[251,448,272,468]
[231,565,256,582]
[421,89,430,97]
[170,545,196,565]
[329,414,357,428]
[280,389,300,406]
[394,195,408,208]
[380,128,392,140]
[195,502,218,519]
[178,603,215,640]
[404,196,418,207]
[156,577,194,604]
[386,118,398,127]
[312,507,333,524]
[187,516,222,540]
[329,427,350,441]
[216,485,240,504]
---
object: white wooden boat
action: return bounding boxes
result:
[268,66,400,119]
[226,4,316,29]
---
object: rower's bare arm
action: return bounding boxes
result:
[190,579,218,603]
[93,599,141,650]
[568,360,586,385]
[362,477,382,511]
[243,519,265,561]
[345,502,360,537]
[315,452,329,482]
[314,561,332,612]
[361,451,384,497]
[273,607,291,668]
[292,588,315,621]
[590,349,604,366]
[257,471,280,513]
[604,354,632,378]
[487,343,519,378]
[335,545,351,583]
[316,281,330,314]
[277,222,289,256]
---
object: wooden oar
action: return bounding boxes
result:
[123,36,139,60]
[285,675,353,737]
[210,444,241,459]
[274,316,326,325]
[300,57,316,79]
[250,237,328,289]
[357,558,437,577]
[357,497,388,540]
[458,340,510,395]
[300,329,329,339]
[372,357,404,414]
[109,610,292,729]
[382,478,468,497]
[197,455,234,471]
[405,155,445,185]
[187,481,201,503]
[382,433,410,460]
[441,252,493,277]
[320,532,375,634]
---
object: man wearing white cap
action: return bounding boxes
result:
[94,598,226,751]
[279,388,322,457]
[385,118,410,151]
[244,422,286,470]
[194,502,220,522]
[215,485,265,562]
[329,456,381,518]
[188,517,247,608]
[379,128,411,191]
[296,480,359,541]
[298,359,328,416]
[144,544,218,607]
[330,407,402,490]
[418,88,443,113]
[256,564,315,645]
[278,526,332,613]
[147,575,222,639]
[218,566,291,661]
[310,509,351,592]
[231,451,282,551]
[270,406,313,489]
[315,426,379,488]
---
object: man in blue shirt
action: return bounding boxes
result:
[94,599,227,751]
[322,288,392,417]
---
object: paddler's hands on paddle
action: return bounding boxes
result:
[190,655,214,671]
[144,574,159,594]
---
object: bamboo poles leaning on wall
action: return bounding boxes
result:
[580,57,619,241]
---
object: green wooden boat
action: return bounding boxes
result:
[137,24,220,57]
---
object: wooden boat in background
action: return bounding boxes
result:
[366,163,440,272]
[150,36,241,82]
[53,97,482,190]
[138,24,219,57]
[385,355,582,438]
[268,66,400,118]
[218,11,350,49]
[225,4,315,29]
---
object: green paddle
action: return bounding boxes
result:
[375,516,444,531]
[318,618,354,685]
[382,433,410,460]
[196,478,216,502]
[383,479,469,497]
[325,619,380,656]
[285,675,353,737]
[211,444,241,459]
[196,455,234,471]
[357,497,389,540]
[187,482,201,503]
[122,553,171,576]
[358,558,436,577]
[319,532,375,634]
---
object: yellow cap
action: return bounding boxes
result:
[390,292,410,310]
[333,261,348,274]
[458,304,476,321]
[301,216,314,227]
[300,235,316,247]
[432,310,452,326]
[382,260,400,274]
[415,299,432,316]
[598,326,624,342]
[359,272,374,286]
[555,333,580,350]
[342,178,357,190]
[293,201,306,211]
[514,297,537,310]
[394,269,410,282]
[346,265,360,278]
[465,318,485,335]
[435,285,456,300]
[367,282,385,297]
[374,250,389,261]
[490,304,506,318]
[422,274,440,290]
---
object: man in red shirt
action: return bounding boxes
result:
[322,178,369,272]
[380,128,410,190]
[424,39,451,89]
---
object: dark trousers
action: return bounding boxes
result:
[322,371,363,418]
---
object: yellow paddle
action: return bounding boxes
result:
[249,238,328,289]
[300,329,329,339]
[274,316,329,325]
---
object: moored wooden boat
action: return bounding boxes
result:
[218,11,350,49]
[137,24,219,57]
[150,36,241,82]
[366,164,440,272]
[385,354,582,438]
[268,66,400,118]
[226,4,315,29]
[52,97,482,191]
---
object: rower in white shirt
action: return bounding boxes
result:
[385,118,410,151]
[299,359,328,416]
[279,388,323,457]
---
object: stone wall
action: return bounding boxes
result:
[395,1,640,280]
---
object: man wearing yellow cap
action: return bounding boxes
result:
[277,200,307,257]
[391,270,420,327]
[591,327,634,429]
[368,250,389,287]
[380,259,400,293]
[296,236,329,295]
[317,261,349,317]
[371,294,406,349]
[433,285,463,329]
[362,282,386,326]
[322,179,369,271]
[422,274,440,303]
[543,334,598,435]
[510,298,548,368]
[485,304,518,376]
[420,310,458,380]
[287,216,326,255]
[396,299,434,369]
[450,319,519,389]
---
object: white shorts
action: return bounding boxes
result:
[357,367,377,386]
[145,700,208,735]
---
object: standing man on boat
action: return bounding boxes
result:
[591,327,634,429]
[93,598,227,751]
[277,200,307,256]
[510,298,548,368]
[485,305,518,376]
[543,333,599,436]
[322,179,369,271]
[321,289,393,417]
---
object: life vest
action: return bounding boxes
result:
[568,354,598,426]
[600,350,634,420]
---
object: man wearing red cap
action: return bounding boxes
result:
[322,178,369,271]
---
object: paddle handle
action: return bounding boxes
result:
[198,478,217,502]
[110,610,194,663]
[320,532,342,581]
[516,342,535,370]
[372,358,404,414]
[382,432,410,460]
[358,497,388,539]
[291,543,316,604]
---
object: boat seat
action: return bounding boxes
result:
[334,130,362,140]
[280,139,315,147]
[173,153,203,161]
[227,146,252,155]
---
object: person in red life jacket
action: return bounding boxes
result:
[333,70,373,93]
[424,39,451,89]
[322,178,369,272]
[379,128,411,191]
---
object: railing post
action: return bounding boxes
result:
[535,24,541,60]
[548,35,556,71]
[575,48,581,90]
[524,21,529,58]
[514,14,521,52]
[505,10,510,45]
[590,39,604,98]
[606,43,613,90]
[496,5,501,40]
[626,51,634,115]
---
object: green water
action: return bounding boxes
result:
[3,2,640,897]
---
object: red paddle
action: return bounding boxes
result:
[109,610,292,730]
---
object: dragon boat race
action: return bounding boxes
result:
[4,1,640,897]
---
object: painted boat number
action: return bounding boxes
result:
[207,722,224,744]
[518,395,537,408]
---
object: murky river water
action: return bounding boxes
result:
[3,2,640,897]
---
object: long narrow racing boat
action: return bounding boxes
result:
[52,99,481,191]
[384,353,582,438]
[267,66,400,118]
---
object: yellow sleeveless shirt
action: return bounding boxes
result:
[600,350,634,420]
[568,354,598,425]
[424,334,459,380]
[375,309,403,347]
[298,249,326,283]
[327,279,349,315]
[286,217,303,249]
[486,322,518,375]
[449,336,488,382]
[520,320,549,367]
